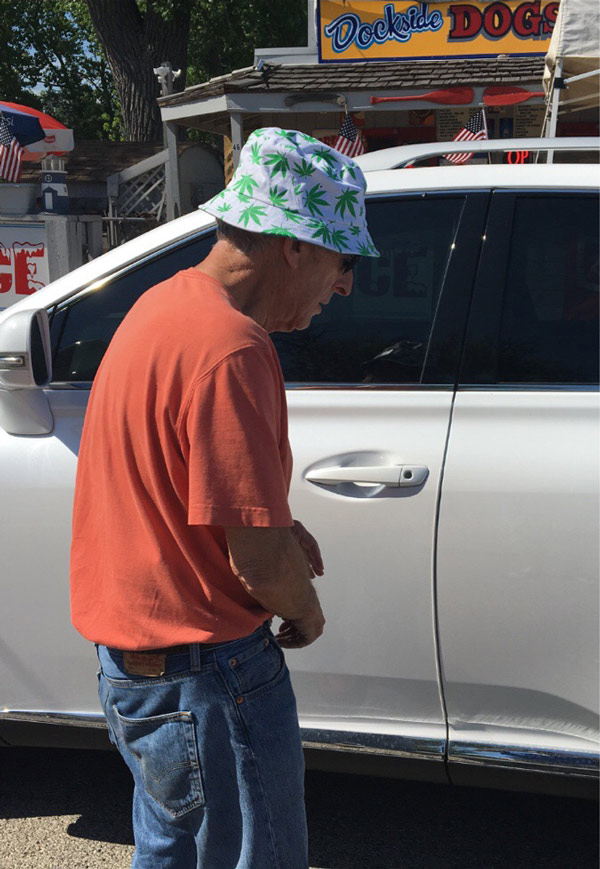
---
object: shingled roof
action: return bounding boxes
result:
[20,140,165,184]
[159,56,545,109]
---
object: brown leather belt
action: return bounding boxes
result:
[118,643,224,677]
[118,642,224,656]
[129,644,191,656]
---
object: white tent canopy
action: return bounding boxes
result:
[543,0,600,136]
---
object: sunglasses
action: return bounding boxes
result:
[341,254,360,274]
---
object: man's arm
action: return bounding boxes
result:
[224,525,325,648]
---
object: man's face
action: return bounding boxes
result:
[272,243,356,332]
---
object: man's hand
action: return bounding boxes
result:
[225,525,325,649]
[276,607,326,649]
[291,520,324,579]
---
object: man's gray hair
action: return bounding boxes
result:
[215,219,276,256]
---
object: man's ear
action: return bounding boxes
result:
[282,238,303,270]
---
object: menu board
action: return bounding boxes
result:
[436,109,470,142]
[514,105,546,138]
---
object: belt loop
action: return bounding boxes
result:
[190,643,203,672]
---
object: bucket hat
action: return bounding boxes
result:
[202,127,379,258]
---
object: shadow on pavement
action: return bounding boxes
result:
[305,770,599,868]
[0,748,598,867]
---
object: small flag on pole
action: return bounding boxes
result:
[444,109,487,165]
[0,116,24,182]
[333,113,365,158]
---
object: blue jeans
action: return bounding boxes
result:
[96,623,308,869]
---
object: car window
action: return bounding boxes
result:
[271,197,464,385]
[497,195,599,385]
[50,231,216,383]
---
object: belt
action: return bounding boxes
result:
[130,644,191,656]
[118,642,226,656]
[116,642,224,677]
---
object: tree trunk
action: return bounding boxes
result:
[85,0,192,142]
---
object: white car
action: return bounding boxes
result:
[1,139,598,798]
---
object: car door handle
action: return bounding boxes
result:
[305,465,429,488]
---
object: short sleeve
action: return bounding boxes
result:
[182,345,293,527]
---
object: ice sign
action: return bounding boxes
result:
[0,223,50,310]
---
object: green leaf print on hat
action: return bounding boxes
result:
[268,186,288,208]
[264,226,297,237]
[293,158,317,178]
[250,142,262,165]
[331,229,350,251]
[282,207,303,224]
[312,146,338,169]
[334,189,359,218]
[307,219,332,246]
[233,174,259,196]
[263,151,290,179]
[239,204,266,227]
[201,128,379,259]
[304,184,328,218]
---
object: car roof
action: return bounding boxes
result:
[1,143,598,320]
[355,136,600,171]
[364,163,600,195]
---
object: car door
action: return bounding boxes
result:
[272,191,488,767]
[436,190,600,784]
[0,232,216,723]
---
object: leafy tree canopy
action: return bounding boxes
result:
[1,0,307,142]
[0,0,121,140]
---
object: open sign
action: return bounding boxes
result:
[507,150,531,164]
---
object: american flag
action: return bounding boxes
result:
[444,110,487,165]
[0,116,23,183]
[333,113,365,158]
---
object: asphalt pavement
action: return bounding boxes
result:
[0,747,597,868]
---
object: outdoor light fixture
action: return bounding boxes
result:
[284,92,347,108]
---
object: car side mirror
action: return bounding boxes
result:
[0,309,52,389]
[0,309,54,435]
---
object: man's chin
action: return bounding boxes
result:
[273,308,322,332]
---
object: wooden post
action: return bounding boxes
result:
[230,112,244,173]
[223,135,234,185]
[165,121,181,220]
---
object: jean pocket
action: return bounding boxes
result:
[113,707,205,818]
[228,635,286,697]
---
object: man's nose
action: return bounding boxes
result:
[333,270,353,297]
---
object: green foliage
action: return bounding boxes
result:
[188,0,307,83]
[1,0,307,142]
[0,0,121,140]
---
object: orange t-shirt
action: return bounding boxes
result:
[70,269,293,650]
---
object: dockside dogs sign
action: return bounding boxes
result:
[318,0,558,62]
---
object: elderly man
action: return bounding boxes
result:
[70,128,378,869]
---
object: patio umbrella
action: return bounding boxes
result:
[0,103,44,146]
[0,101,74,160]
